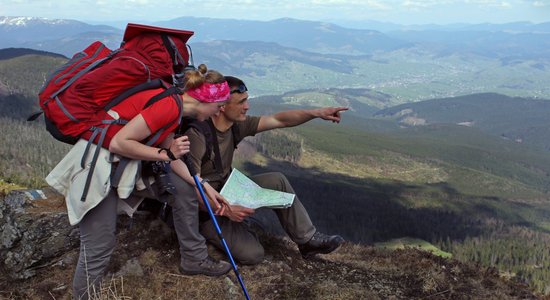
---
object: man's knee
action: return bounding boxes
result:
[253,172,292,191]
[235,244,264,265]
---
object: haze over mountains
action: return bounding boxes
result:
[2,16,550,102]
[2,16,550,58]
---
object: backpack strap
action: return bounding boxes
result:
[230,122,240,149]
[80,119,128,202]
[50,46,121,101]
[103,78,166,111]
[179,119,210,164]
[206,119,224,174]
[144,85,181,109]
[188,119,239,178]
[79,85,183,202]
[177,118,239,179]
[110,89,183,190]
[161,34,186,72]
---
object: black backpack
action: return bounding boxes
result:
[179,117,240,177]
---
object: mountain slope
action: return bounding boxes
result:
[156,17,410,55]
[0,16,118,44]
[387,30,550,59]
[0,189,537,299]
[2,17,550,102]
[374,93,550,151]
[0,52,67,119]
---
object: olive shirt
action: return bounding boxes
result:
[185,115,261,191]
[187,115,317,257]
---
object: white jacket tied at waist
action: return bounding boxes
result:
[46,139,147,225]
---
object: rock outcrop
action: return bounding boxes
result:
[0,188,79,279]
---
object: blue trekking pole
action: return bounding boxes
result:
[183,155,251,300]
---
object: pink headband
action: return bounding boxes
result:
[186,81,230,103]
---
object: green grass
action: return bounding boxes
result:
[375,237,453,258]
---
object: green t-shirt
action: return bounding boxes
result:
[185,116,260,191]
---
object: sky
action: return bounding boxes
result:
[1,0,549,26]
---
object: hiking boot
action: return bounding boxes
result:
[298,231,345,259]
[179,256,231,276]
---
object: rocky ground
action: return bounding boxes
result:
[0,189,544,299]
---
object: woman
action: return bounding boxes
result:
[48,64,232,300]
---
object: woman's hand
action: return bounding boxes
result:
[201,182,231,215]
[222,205,255,223]
[170,135,190,159]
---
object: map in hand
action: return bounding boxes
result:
[219,168,295,209]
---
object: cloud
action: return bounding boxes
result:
[311,0,388,7]
[0,0,547,24]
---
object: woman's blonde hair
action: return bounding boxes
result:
[184,64,225,91]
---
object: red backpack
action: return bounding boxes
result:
[30,24,195,202]
[32,23,194,146]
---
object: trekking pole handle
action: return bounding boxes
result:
[182,154,197,176]
[174,130,196,176]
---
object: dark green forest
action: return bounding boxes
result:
[374,93,550,152]
[240,136,550,295]
[1,52,550,295]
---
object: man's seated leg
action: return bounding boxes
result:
[200,217,265,265]
[250,172,344,258]
[165,172,231,276]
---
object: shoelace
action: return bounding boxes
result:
[200,257,219,269]
[312,232,330,243]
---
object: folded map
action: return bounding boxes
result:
[219,168,295,209]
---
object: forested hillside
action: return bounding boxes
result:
[374,93,550,152]
[240,94,550,294]
[237,124,550,295]
[0,52,71,192]
[0,52,65,101]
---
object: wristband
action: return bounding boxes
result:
[200,178,209,185]
[158,148,177,161]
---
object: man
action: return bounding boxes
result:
[185,76,347,265]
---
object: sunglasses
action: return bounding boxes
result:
[230,84,248,94]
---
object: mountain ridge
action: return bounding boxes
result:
[2,15,550,102]
[0,47,66,60]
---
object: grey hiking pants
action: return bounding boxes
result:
[199,172,316,265]
[73,171,207,300]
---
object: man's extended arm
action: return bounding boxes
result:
[256,106,348,133]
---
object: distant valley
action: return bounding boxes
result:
[1,16,550,104]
